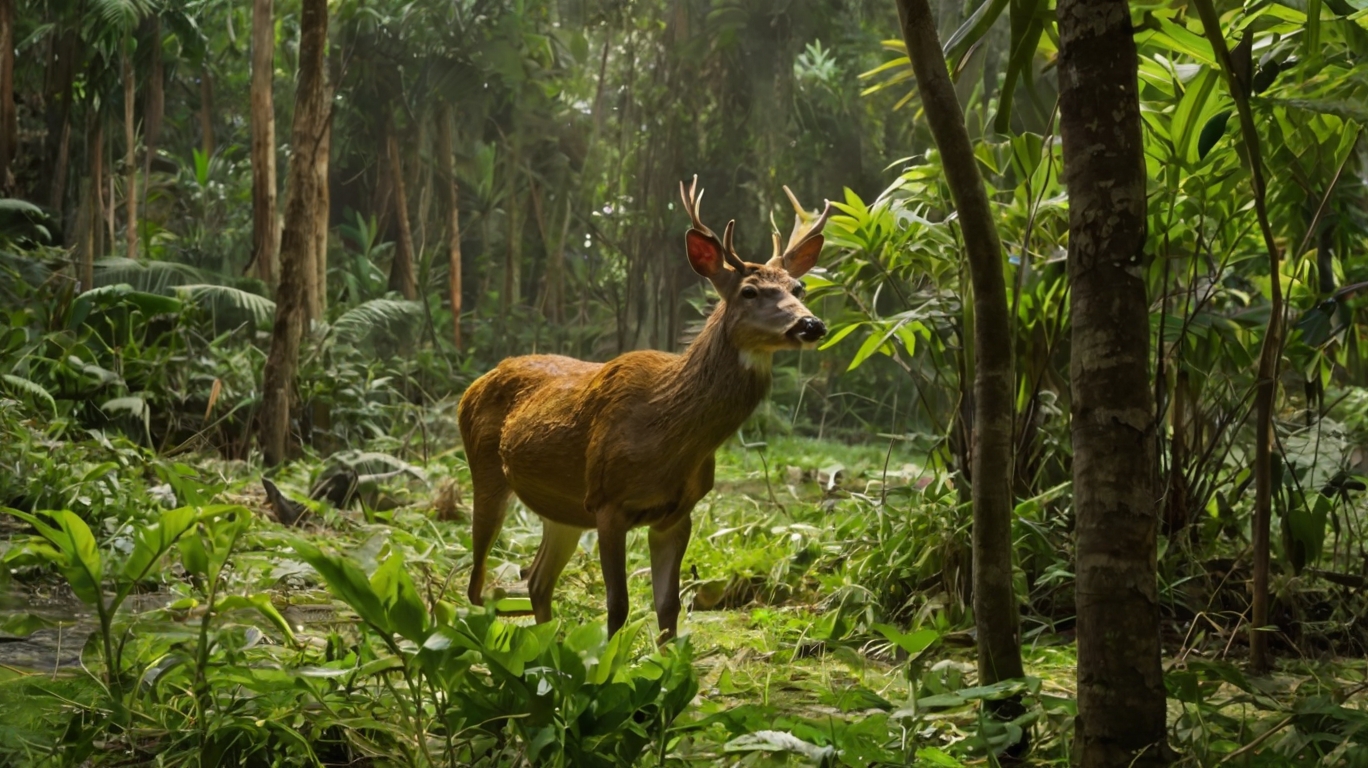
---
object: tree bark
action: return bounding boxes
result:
[250,0,278,286]
[386,123,417,300]
[311,109,330,321]
[81,114,104,292]
[893,0,1025,709]
[438,103,462,348]
[123,48,138,260]
[200,64,215,160]
[140,18,163,219]
[502,138,522,316]
[260,0,329,467]
[1057,0,1170,765]
[46,30,78,211]
[0,0,16,193]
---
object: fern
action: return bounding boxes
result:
[95,257,207,294]
[2,374,58,415]
[331,299,424,341]
[175,284,276,326]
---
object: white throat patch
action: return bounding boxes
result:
[739,350,773,372]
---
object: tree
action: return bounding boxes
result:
[892,0,1026,727]
[260,0,330,466]
[438,102,462,348]
[1057,0,1169,764]
[122,43,137,259]
[386,121,417,300]
[0,0,15,192]
[250,0,278,285]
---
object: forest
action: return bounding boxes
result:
[0,0,1366,764]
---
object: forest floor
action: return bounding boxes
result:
[1,432,1365,765]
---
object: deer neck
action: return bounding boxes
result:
[653,305,771,450]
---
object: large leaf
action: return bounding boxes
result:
[291,539,389,634]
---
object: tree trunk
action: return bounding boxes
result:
[502,139,522,316]
[45,29,78,211]
[311,109,330,321]
[386,124,417,300]
[438,103,462,349]
[1058,0,1170,765]
[893,0,1025,718]
[0,0,14,193]
[200,64,215,160]
[260,0,329,467]
[250,0,278,286]
[123,48,138,260]
[81,114,104,292]
[140,19,163,218]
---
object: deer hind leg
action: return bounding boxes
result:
[467,470,511,607]
[527,520,583,623]
[648,515,693,643]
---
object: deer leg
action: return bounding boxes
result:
[467,481,511,606]
[648,515,693,643]
[596,518,630,637]
[527,519,582,623]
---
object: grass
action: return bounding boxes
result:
[2,431,1367,766]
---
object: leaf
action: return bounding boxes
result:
[215,594,297,645]
[291,540,389,634]
[724,731,836,762]
[370,551,428,644]
[332,299,424,341]
[1,374,57,415]
[1197,110,1232,159]
[873,623,939,655]
[942,0,1011,65]
[53,511,104,606]
[120,506,201,588]
[174,284,276,326]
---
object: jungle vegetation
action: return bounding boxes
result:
[0,0,1366,765]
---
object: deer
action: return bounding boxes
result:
[457,177,832,642]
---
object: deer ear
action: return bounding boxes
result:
[782,235,823,278]
[687,230,725,277]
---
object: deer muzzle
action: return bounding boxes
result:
[790,316,827,344]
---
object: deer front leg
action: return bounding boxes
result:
[596,516,630,637]
[649,515,692,644]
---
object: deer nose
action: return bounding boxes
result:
[794,317,826,343]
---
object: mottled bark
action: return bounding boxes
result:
[1058,0,1170,765]
[123,50,137,260]
[80,115,104,292]
[893,0,1025,702]
[385,126,417,300]
[438,103,463,348]
[311,111,331,321]
[0,0,15,192]
[260,0,329,466]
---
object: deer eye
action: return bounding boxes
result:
[740,285,759,300]
[791,283,806,299]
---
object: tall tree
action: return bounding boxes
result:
[893,0,1025,723]
[438,102,463,348]
[386,122,417,299]
[0,0,15,192]
[122,45,137,259]
[140,18,164,221]
[260,0,330,466]
[1058,0,1169,764]
[250,0,278,285]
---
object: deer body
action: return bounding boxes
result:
[460,179,831,640]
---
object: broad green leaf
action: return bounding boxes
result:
[215,593,297,645]
[291,540,389,634]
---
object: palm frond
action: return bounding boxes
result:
[95,257,207,294]
[175,284,277,327]
[331,299,425,341]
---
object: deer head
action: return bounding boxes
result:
[680,176,832,352]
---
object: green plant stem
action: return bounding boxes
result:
[1191,0,1283,674]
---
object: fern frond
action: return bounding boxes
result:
[331,299,424,341]
[95,257,207,294]
[2,374,58,415]
[175,284,276,326]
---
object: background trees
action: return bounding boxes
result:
[0,0,1367,763]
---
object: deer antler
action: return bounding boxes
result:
[769,185,834,267]
[680,175,748,273]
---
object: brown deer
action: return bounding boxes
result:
[458,177,832,640]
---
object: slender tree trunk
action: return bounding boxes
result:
[260,0,329,467]
[311,110,330,321]
[386,124,417,300]
[0,0,14,193]
[438,103,462,348]
[200,64,215,160]
[502,138,522,316]
[123,48,138,260]
[45,29,78,211]
[1058,0,1170,765]
[893,0,1026,717]
[250,0,278,286]
[81,114,104,292]
[141,19,163,214]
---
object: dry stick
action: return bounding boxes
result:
[1191,0,1284,673]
